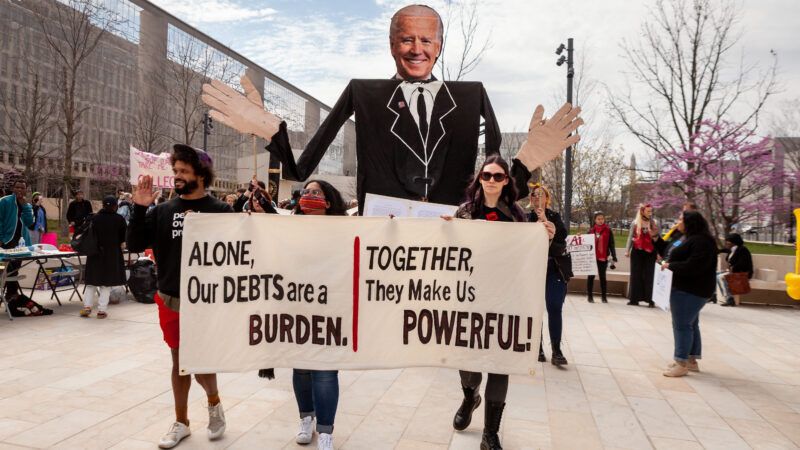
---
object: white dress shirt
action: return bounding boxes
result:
[399,81,443,141]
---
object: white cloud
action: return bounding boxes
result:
[152,0,276,24]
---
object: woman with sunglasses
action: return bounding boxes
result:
[290,179,346,450]
[447,155,541,450]
[528,183,572,366]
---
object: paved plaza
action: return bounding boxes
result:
[0,291,799,449]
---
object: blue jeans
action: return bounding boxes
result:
[293,369,339,433]
[545,263,568,346]
[716,272,731,299]
[669,289,707,361]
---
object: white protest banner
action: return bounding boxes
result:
[652,263,672,311]
[566,234,597,276]
[129,146,174,188]
[180,214,549,376]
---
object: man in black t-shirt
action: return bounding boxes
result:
[127,144,232,449]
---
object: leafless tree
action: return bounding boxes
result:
[34,0,122,235]
[770,98,800,175]
[130,80,169,154]
[609,0,778,197]
[161,32,239,146]
[437,0,492,81]
[0,57,57,185]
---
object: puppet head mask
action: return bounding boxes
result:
[390,6,443,80]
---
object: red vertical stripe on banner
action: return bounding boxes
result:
[352,236,360,352]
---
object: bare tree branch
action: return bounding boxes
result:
[437,0,492,81]
[608,0,779,195]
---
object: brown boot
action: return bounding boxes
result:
[663,361,689,377]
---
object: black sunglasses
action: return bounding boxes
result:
[479,171,508,182]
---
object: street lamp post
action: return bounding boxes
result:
[556,38,575,225]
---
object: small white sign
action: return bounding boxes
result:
[130,146,174,188]
[652,263,673,311]
[362,193,457,218]
[566,234,597,276]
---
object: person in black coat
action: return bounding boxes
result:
[79,196,126,319]
[66,189,93,232]
[660,211,718,377]
[528,183,572,366]
[717,233,754,307]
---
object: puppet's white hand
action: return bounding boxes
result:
[201,75,282,141]
[514,103,583,170]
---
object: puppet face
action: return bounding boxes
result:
[390,15,441,80]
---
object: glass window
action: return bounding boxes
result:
[264,78,306,132]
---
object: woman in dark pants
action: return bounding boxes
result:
[660,211,717,377]
[529,183,572,366]
[587,211,616,303]
[625,204,659,307]
[445,155,551,450]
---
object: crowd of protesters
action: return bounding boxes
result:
[0,143,757,449]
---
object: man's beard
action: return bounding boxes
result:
[174,178,200,195]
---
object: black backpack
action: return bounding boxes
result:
[128,259,157,304]
[70,215,101,256]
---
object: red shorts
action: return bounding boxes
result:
[154,293,180,349]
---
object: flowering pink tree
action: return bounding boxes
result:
[652,121,788,240]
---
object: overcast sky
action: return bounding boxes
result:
[150,0,800,159]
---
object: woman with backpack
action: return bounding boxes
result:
[79,195,127,319]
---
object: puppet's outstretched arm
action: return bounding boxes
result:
[514,103,583,170]
[202,75,282,142]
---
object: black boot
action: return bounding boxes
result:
[627,300,639,306]
[721,297,736,307]
[551,343,568,366]
[538,342,546,362]
[480,401,505,450]
[587,294,595,303]
[601,294,608,303]
[709,294,718,304]
[453,386,481,431]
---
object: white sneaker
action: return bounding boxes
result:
[158,422,191,449]
[296,415,314,444]
[317,432,333,450]
[207,402,226,440]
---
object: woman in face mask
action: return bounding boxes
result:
[296,180,347,216]
[291,179,347,450]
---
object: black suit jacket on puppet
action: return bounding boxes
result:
[267,79,530,211]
